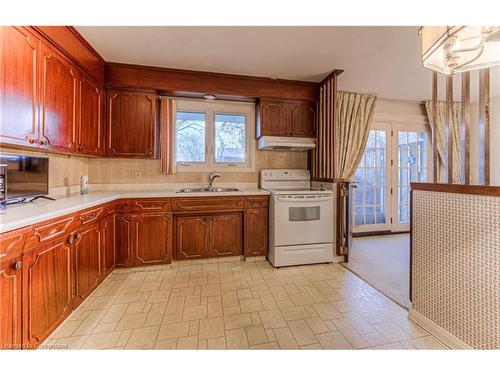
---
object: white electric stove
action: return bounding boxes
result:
[260,169,334,267]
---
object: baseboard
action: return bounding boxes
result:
[408,309,472,349]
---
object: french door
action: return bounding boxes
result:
[352,122,431,233]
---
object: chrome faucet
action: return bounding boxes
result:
[208,172,221,188]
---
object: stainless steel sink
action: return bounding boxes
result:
[176,187,239,193]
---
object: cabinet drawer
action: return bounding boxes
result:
[0,227,30,260]
[77,206,104,225]
[132,198,172,212]
[25,214,77,250]
[173,196,244,212]
[244,196,269,208]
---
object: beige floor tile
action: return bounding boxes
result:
[201,284,221,297]
[115,330,133,347]
[51,320,82,339]
[189,320,199,336]
[157,321,190,340]
[155,339,178,349]
[312,303,343,321]
[300,343,322,349]
[282,306,310,321]
[290,293,315,306]
[100,304,128,324]
[245,325,269,346]
[177,336,198,349]
[198,317,225,340]
[402,336,448,349]
[237,288,253,300]
[288,319,318,346]
[305,318,330,334]
[115,313,148,331]
[259,309,287,329]
[362,332,389,347]
[273,327,299,349]
[316,331,353,349]
[126,326,160,349]
[240,298,264,313]
[368,342,407,350]
[54,335,89,350]
[226,328,249,349]
[207,302,223,318]
[182,304,207,321]
[82,331,122,349]
[224,313,253,330]
[373,321,412,343]
[207,336,226,349]
[251,342,280,349]
[331,318,370,349]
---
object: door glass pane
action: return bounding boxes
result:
[176,111,206,162]
[397,130,428,223]
[352,129,387,226]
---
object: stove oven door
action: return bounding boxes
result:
[273,194,333,247]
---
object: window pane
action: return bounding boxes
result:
[215,113,246,163]
[176,111,206,162]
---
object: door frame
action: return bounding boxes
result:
[353,113,431,234]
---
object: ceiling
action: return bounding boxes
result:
[76,26,499,102]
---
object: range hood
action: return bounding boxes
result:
[257,136,316,151]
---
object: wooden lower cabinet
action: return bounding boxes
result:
[132,212,172,266]
[73,223,102,308]
[0,257,22,349]
[211,213,242,257]
[115,214,132,267]
[22,235,73,348]
[244,209,269,257]
[175,215,211,260]
[101,214,116,276]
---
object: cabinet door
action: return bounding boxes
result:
[259,100,289,137]
[77,76,102,156]
[73,223,102,308]
[106,90,157,158]
[211,213,242,257]
[0,257,22,350]
[101,214,116,276]
[175,215,210,260]
[289,102,315,138]
[115,214,132,267]
[22,236,73,347]
[0,26,39,147]
[244,209,269,257]
[39,44,77,153]
[133,213,172,266]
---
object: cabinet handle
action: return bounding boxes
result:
[38,138,49,146]
[26,135,36,144]
[14,261,22,270]
[68,236,75,244]
[75,233,82,240]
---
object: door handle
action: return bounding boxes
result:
[13,261,22,270]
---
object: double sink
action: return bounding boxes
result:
[176,187,239,193]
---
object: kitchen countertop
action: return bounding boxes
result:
[0,189,270,234]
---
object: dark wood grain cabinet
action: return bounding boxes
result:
[0,27,40,147]
[132,212,172,266]
[22,236,73,348]
[39,43,78,153]
[106,89,158,158]
[244,209,269,257]
[101,214,116,276]
[72,223,102,308]
[175,215,211,260]
[77,76,102,156]
[257,99,315,138]
[0,257,22,349]
[115,214,132,268]
[211,213,242,257]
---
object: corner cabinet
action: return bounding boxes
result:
[257,99,315,138]
[106,89,158,158]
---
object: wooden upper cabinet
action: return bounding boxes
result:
[22,236,73,347]
[132,212,172,266]
[0,257,22,350]
[0,26,40,147]
[210,213,242,257]
[289,102,315,137]
[258,99,315,138]
[77,76,102,156]
[106,89,158,158]
[258,100,289,137]
[39,43,78,153]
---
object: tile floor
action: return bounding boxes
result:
[43,257,446,350]
[346,234,411,308]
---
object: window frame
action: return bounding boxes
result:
[175,99,256,172]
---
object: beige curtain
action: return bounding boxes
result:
[334,91,377,180]
[160,97,176,175]
[424,100,462,183]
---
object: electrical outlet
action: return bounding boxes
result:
[131,171,141,180]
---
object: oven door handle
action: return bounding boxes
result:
[276,196,332,203]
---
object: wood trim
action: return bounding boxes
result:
[432,72,438,183]
[461,72,471,185]
[105,62,319,101]
[411,182,500,197]
[446,75,453,183]
[479,68,490,185]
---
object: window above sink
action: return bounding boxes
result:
[175,99,256,172]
